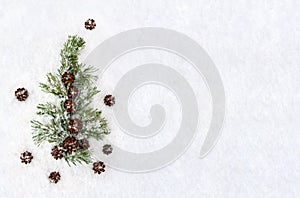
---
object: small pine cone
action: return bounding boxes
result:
[63,136,79,154]
[68,119,83,134]
[92,161,106,174]
[79,139,90,150]
[20,151,33,164]
[67,86,79,99]
[64,99,76,113]
[102,144,113,155]
[103,95,115,106]
[49,171,61,183]
[51,146,64,160]
[61,72,75,86]
[15,88,29,101]
[84,18,96,30]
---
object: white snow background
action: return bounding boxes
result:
[0,0,300,197]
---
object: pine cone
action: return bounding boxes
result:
[64,99,76,113]
[63,137,79,154]
[103,94,115,106]
[68,119,83,134]
[49,171,61,183]
[67,86,79,99]
[79,139,90,150]
[51,146,64,160]
[20,151,33,164]
[102,144,113,155]
[92,161,105,174]
[15,88,29,101]
[84,18,96,30]
[61,72,75,86]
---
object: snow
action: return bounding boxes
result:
[1,0,300,197]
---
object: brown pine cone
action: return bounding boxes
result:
[64,99,76,113]
[20,151,33,164]
[61,72,75,86]
[15,88,29,101]
[68,119,83,134]
[49,171,61,183]
[103,94,115,106]
[51,146,64,160]
[63,136,79,154]
[92,161,106,174]
[84,18,96,30]
[102,144,113,155]
[79,139,90,150]
[67,86,79,99]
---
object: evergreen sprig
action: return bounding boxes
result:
[59,36,85,75]
[39,73,67,98]
[31,35,110,165]
[64,149,92,166]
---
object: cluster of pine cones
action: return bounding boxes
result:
[18,18,116,184]
[50,71,87,158]
[56,64,115,159]
[20,150,107,184]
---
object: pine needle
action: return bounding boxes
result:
[31,35,110,165]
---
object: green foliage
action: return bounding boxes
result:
[31,35,110,165]
[31,120,67,145]
[64,149,92,166]
[39,73,67,98]
[59,35,85,75]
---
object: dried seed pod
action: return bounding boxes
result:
[92,161,106,174]
[84,18,96,30]
[63,136,79,154]
[20,151,33,164]
[51,146,64,160]
[102,144,113,155]
[67,86,79,99]
[64,99,76,113]
[61,72,75,86]
[15,88,29,101]
[79,139,90,150]
[103,94,115,107]
[68,119,83,134]
[49,171,61,183]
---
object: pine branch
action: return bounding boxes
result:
[79,116,109,140]
[31,120,67,146]
[76,65,98,86]
[40,73,67,98]
[80,108,110,138]
[31,35,110,166]
[36,102,60,117]
[59,35,85,75]
[75,86,100,112]
[64,149,92,166]
[80,108,101,123]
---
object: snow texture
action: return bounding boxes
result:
[0,0,300,197]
